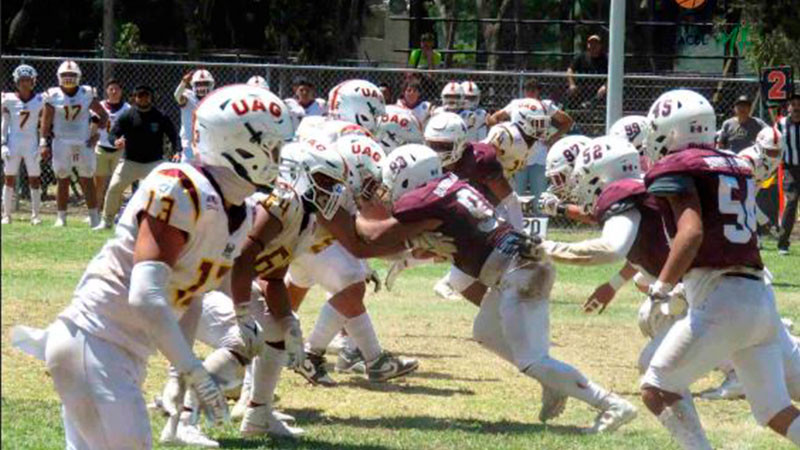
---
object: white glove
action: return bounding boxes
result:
[537,192,562,217]
[184,364,229,425]
[647,280,685,316]
[406,232,457,259]
[234,302,264,360]
[1,145,9,161]
[281,316,305,370]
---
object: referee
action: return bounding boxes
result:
[94,85,178,230]
[777,93,800,255]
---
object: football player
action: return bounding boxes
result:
[290,80,421,385]
[174,69,214,162]
[608,115,651,169]
[358,145,637,432]
[483,105,550,180]
[537,134,595,224]
[459,81,488,141]
[247,75,270,90]
[93,79,131,210]
[431,81,465,117]
[2,64,45,225]
[11,84,294,449]
[640,89,800,448]
[375,104,424,153]
[39,60,108,227]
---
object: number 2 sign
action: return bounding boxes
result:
[761,66,794,105]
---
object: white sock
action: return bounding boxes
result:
[787,417,800,445]
[2,185,13,218]
[57,210,66,221]
[241,363,253,393]
[345,313,382,362]
[30,188,41,217]
[88,208,99,224]
[657,397,712,450]
[307,302,347,355]
[250,344,286,407]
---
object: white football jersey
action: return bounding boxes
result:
[460,108,488,142]
[250,181,315,278]
[395,99,431,129]
[483,122,536,178]
[1,92,45,148]
[60,163,253,360]
[430,105,460,117]
[179,90,201,148]
[45,85,95,144]
[97,100,131,148]
[297,117,371,146]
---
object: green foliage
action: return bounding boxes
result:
[728,0,800,72]
[114,22,146,58]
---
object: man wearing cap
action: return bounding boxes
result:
[284,76,327,130]
[777,93,800,255]
[93,85,179,230]
[566,34,608,107]
[718,95,768,153]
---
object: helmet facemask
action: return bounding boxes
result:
[305,170,347,220]
[59,72,79,89]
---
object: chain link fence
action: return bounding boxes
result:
[0,55,774,229]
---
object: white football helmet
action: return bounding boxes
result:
[755,125,783,159]
[441,82,465,110]
[609,115,650,152]
[57,60,81,88]
[193,85,294,188]
[571,136,641,211]
[13,64,37,85]
[424,112,468,167]
[379,144,442,205]
[545,135,592,200]
[511,105,551,139]
[643,89,716,163]
[247,76,270,90]
[336,134,386,201]
[279,141,348,220]
[460,81,481,110]
[328,79,386,134]
[191,69,215,97]
[376,105,424,152]
[738,147,775,184]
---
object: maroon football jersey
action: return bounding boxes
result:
[393,173,513,278]
[593,178,669,279]
[448,142,504,205]
[644,148,763,270]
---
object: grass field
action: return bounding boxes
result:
[2,215,799,449]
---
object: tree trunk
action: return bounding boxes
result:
[433,0,456,68]
[7,0,37,48]
[103,0,116,81]
[178,0,214,59]
[477,0,512,70]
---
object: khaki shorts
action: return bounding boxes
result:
[94,145,122,177]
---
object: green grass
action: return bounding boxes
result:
[2,216,799,449]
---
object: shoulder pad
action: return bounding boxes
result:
[644,148,752,187]
[143,167,207,234]
[593,178,645,223]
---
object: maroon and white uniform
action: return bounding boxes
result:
[642,148,796,426]
[449,142,504,205]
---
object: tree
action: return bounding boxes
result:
[728,0,800,71]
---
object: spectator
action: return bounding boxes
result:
[284,76,327,130]
[379,82,393,105]
[396,81,432,128]
[777,94,800,255]
[408,32,442,70]
[94,85,178,230]
[566,34,608,107]
[718,95,767,153]
[93,79,131,209]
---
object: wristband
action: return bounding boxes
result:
[649,280,673,298]
[608,273,626,291]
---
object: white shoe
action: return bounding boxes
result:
[1,215,10,225]
[587,394,637,434]
[92,219,112,231]
[162,421,219,447]
[82,216,91,224]
[30,216,42,225]
[699,371,745,400]
[539,386,568,423]
[273,410,295,423]
[327,331,349,353]
[53,217,66,227]
[433,277,461,301]
[240,405,304,438]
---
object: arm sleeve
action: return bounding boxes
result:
[647,174,696,196]
[174,81,188,104]
[128,261,200,373]
[544,209,641,265]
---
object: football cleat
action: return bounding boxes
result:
[433,276,461,301]
[699,371,745,400]
[367,351,419,382]
[92,219,112,231]
[169,421,219,448]
[336,347,366,374]
[30,216,42,226]
[586,394,637,434]
[539,386,568,423]
[53,217,66,227]
[294,351,336,386]
[1,216,10,225]
[240,405,304,438]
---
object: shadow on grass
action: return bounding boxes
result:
[772,282,800,289]
[400,352,463,359]
[410,370,501,383]
[284,407,586,436]
[216,436,393,450]
[336,378,475,396]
